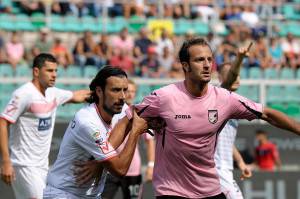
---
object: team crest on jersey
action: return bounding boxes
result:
[92,132,101,140]
[38,117,52,131]
[208,110,218,124]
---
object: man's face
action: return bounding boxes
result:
[35,61,57,88]
[219,64,240,91]
[184,45,213,83]
[126,83,137,105]
[102,76,128,116]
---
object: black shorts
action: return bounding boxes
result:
[156,193,227,199]
[102,174,142,199]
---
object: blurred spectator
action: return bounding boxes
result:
[254,35,271,69]
[111,27,134,52]
[168,61,184,79]
[193,3,216,23]
[207,32,222,53]
[5,32,24,71]
[69,0,89,17]
[240,5,259,28]
[34,27,52,53]
[82,31,103,68]
[123,0,145,18]
[109,49,134,75]
[73,38,87,73]
[18,0,45,15]
[254,130,281,171]
[268,37,283,69]
[93,34,112,66]
[156,29,174,56]
[51,38,73,69]
[281,33,300,69]
[139,46,163,78]
[0,1,11,13]
[158,46,174,75]
[134,27,153,55]
[145,2,158,17]
[0,31,5,63]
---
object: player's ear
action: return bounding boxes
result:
[95,86,104,98]
[33,67,39,78]
[182,62,189,73]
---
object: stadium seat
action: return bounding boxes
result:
[174,19,192,35]
[0,64,14,77]
[247,85,259,102]
[16,64,31,77]
[31,13,46,29]
[0,14,15,30]
[81,16,98,32]
[280,68,295,79]
[283,85,300,102]
[282,5,300,20]
[264,68,278,79]
[15,14,36,31]
[240,68,248,79]
[296,68,300,78]
[192,21,210,35]
[236,85,249,97]
[49,15,65,32]
[65,66,81,78]
[64,15,82,32]
[128,16,146,33]
[268,103,286,113]
[135,84,152,103]
[84,66,98,78]
[249,67,262,79]
[286,103,300,118]
[266,85,283,103]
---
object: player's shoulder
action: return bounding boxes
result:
[74,104,96,123]
[152,81,183,96]
[12,82,35,98]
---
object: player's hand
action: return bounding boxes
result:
[72,90,92,103]
[237,42,253,58]
[132,109,148,135]
[240,164,252,180]
[73,160,103,186]
[147,117,166,132]
[0,162,15,185]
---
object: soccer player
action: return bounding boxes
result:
[43,66,152,199]
[102,79,155,199]
[254,129,281,171]
[0,53,91,199]
[128,37,300,198]
[215,44,253,199]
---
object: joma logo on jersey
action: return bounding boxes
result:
[38,117,52,131]
[174,115,191,119]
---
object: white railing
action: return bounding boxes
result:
[1,77,300,106]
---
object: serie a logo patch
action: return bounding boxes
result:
[38,117,52,131]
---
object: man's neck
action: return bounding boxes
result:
[97,104,113,125]
[184,79,208,97]
[32,79,46,96]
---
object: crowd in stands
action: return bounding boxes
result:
[0,0,300,78]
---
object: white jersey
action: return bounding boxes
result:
[214,119,238,170]
[0,82,73,168]
[46,103,127,198]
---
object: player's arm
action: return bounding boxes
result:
[221,42,252,90]
[102,110,148,177]
[0,118,15,185]
[233,145,252,180]
[145,135,155,181]
[108,116,131,149]
[261,107,300,136]
[68,90,91,103]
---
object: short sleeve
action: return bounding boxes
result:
[0,91,29,123]
[73,121,117,161]
[229,92,263,121]
[126,92,161,120]
[53,87,73,106]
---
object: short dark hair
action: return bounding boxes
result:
[256,129,267,136]
[178,37,211,65]
[32,53,57,69]
[87,66,127,103]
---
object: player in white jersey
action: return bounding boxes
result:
[215,44,253,199]
[0,53,91,199]
[44,66,155,199]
